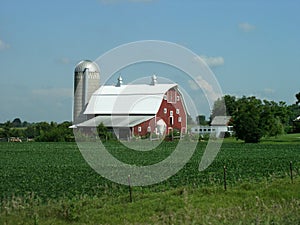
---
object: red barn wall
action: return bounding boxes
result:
[133,88,187,136]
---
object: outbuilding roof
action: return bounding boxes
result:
[211,116,232,126]
[84,83,177,115]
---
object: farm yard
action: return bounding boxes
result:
[2,0,300,224]
[0,135,300,224]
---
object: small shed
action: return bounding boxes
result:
[210,116,233,137]
[190,116,233,138]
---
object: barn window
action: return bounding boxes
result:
[138,126,142,132]
[147,126,151,132]
[164,108,167,114]
[176,109,180,114]
[178,117,182,122]
[170,110,173,116]
[177,96,180,101]
[169,116,174,125]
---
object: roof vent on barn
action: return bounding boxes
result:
[116,76,123,87]
[151,74,157,85]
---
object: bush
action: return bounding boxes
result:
[164,129,181,141]
[141,132,151,139]
[96,123,116,141]
[223,131,231,138]
[34,121,74,142]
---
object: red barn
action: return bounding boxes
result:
[73,75,187,139]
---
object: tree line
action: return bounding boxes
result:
[210,93,300,143]
[1,92,300,143]
[0,120,73,142]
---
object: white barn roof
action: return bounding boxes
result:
[84,83,177,115]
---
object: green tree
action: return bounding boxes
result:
[25,125,36,138]
[32,121,74,142]
[276,101,290,126]
[2,121,12,138]
[196,115,208,125]
[22,121,29,127]
[57,121,74,141]
[12,118,22,127]
[10,128,25,138]
[232,97,291,142]
[232,96,263,143]
[211,95,237,120]
[224,95,237,116]
[260,100,286,137]
[34,122,52,137]
[288,104,300,122]
[289,102,300,132]
[296,92,300,105]
[97,122,110,141]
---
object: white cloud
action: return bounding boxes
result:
[0,39,10,50]
[238,22,256,32]
[263,88,275,94]
[58,57,71,65]
[188,80,198,90]
[194,55,224,67]
[188,76,219,102]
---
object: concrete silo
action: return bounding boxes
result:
[73,60,100,123]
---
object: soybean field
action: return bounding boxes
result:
[0,139,299,202]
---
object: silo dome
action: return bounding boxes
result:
[75,60,99,73]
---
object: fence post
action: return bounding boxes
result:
[290,161,293,184]
[223,165,227,191]
[128,175,133,202]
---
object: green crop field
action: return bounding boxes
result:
[1,140,299,200]
[0,137,300,224]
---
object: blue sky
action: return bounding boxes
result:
[0,0,299,122]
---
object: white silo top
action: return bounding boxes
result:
[74,60,99,73]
